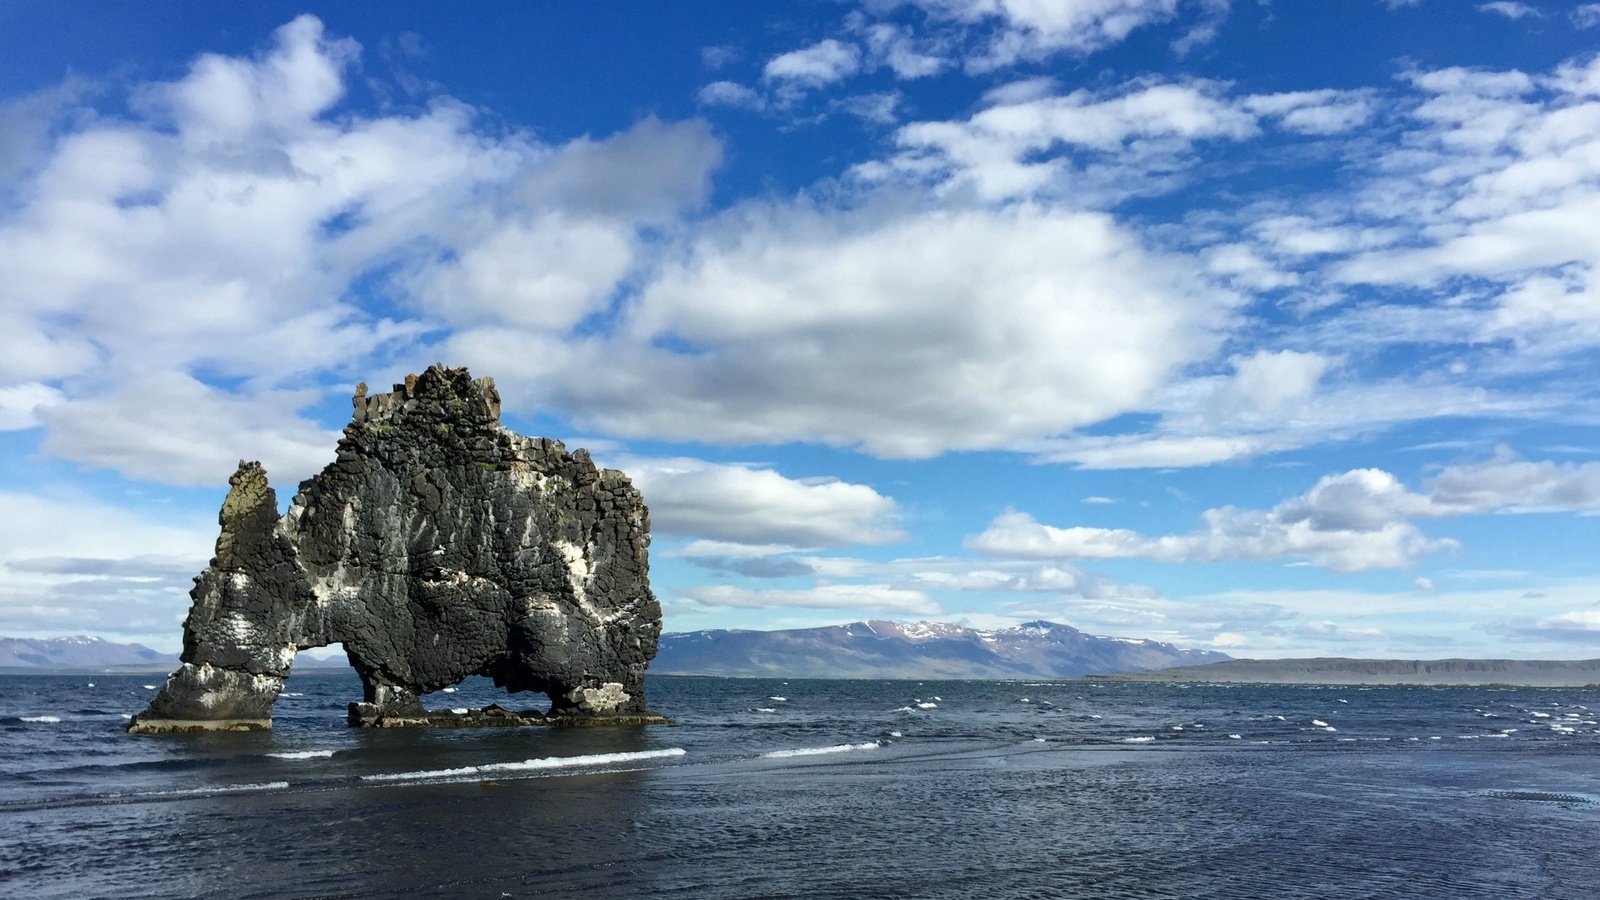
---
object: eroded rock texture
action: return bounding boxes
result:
[129,366,662,733]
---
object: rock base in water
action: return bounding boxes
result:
[346,703,668,728]
[126,717,272,734]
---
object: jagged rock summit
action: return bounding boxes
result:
[129,365,663,733]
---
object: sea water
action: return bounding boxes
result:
[2,672,1598,898]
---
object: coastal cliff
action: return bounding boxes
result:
[130,365,663,733]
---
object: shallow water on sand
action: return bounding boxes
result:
[2,672,1598,897]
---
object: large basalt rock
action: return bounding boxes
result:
[129,365,663,733]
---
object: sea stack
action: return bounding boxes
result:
[129,365,663,733]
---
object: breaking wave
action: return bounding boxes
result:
[360,748,686,783]
[761,742,881,759]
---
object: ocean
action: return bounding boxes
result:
[2,672,1598,898]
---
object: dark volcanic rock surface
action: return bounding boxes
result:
[130,366,662,733]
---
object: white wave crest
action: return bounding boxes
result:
[361,748,687,783]
[761,742,881,759]
[268,750,335,760]
[135,781,289,798]
[1120,736,1156,744]
[21,715,61,723]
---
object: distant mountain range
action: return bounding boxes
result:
[0,636,172,669]
[1099,656,1600,687]
[0,637,354,671]
[651,620,1228,679]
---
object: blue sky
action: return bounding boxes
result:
[4,1,1600,659]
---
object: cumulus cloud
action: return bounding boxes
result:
[971,448,1600,571]
[1427,448,1600,514]
[764,39,863,87]
[698,80,765,110]
[0,16,722,486]
[902,0,1193,70]
[453,203,1233,458]
[38,374,340,487]
[619,456,906,549]
[967,468,1452,572]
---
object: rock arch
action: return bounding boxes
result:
[129,366,663,733]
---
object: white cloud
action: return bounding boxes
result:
[409,213,635,330]
[458,204,1233,458]
[1036,433,1280,469]
[1322,56,1600,349]
[38,373,340,488]
[863,79,1375,204]
[869,79,1259,202]
[834,91,905,125]
[1576,4,1600,28]
[684,583,940,615]
[675,540,807,559]
[1477,1,1540,19]
[0,16,721,486]
[1222,350,1333,419]
[967,468,1453,572]
[621,456,906,548]
[0,492,214,647]
[512,118,722,223]
[0,79,85,192]
[903,0,1190,70]
[0,382,64,431]
[1242,89,1376,135]
[698,80,765,110]
[764,39,863,86]
[1506,608,1600,640]
[1427,448,1600,514]
[856,22,949,78]
[971,448,1600,572]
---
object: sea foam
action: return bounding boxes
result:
[132,781,289,798]
[21,715,61,724]
[267,750,335,760]
[761,742,881,759]
[361,748,686,783]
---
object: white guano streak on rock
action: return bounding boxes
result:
[577,682,630,713]
[554,540,599,618]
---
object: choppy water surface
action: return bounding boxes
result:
[2,672,1598,898]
